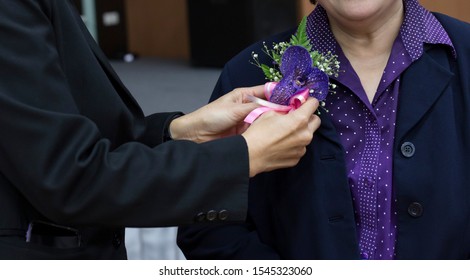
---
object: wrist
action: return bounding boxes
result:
[168,116,184,140]
[169,114,200,142]
[242,133,264,177]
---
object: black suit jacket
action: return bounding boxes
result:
[178,13,470,259]
[0,0,249,259]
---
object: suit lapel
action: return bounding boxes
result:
[395,47,454,142]
[72,5,143,115]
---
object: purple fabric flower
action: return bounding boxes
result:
[270,46,329,105]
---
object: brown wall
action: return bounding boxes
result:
[126,0,190,60]
[297,0,470,22]
[126,0,469,59]
[419,0,470,23]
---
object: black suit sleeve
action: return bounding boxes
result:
[0,0,249,227]
[178,48,285,259]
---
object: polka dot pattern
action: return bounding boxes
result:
[306,0,455,260]
[400,0,456,61]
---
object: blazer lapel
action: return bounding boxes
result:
[316,107,344,150]
[395,46,454,142]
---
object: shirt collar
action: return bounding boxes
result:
[401,0,456,61]
[306,0,456,61]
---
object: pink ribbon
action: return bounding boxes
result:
[244,82,309,124]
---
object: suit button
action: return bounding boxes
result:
[195,212,206,222]
[112,232,122,248]
[218,210,229,221]
[408,202,423,218]
[206,210,217,221]
[401,142,415,158]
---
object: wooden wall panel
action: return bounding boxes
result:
[125,0,190,59]
[419,0,470,23]
[297,0,470,22]
[126,0,468,59]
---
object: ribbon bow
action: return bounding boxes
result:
[244,82,309,123]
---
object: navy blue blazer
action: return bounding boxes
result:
[178,13,470,259]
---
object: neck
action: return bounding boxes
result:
[328,3,404,59]
[325,2,405,103]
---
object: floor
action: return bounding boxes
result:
[111,57,221,260]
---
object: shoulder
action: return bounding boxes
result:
[434,13,470,47]
[221,29,296,89]
[434,13,470,32]
[228,29,296,66]
[433,13,470,73]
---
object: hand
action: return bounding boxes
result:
[169,85,265,143]
[242,98,321,177]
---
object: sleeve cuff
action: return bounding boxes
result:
[142,112,184,147]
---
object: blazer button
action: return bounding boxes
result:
[407,202,424,218]
[195,212,206,222]
[218,210,229,221]
[206,210,217,221]
[401,142,416,158]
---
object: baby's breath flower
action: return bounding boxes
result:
[249,16,340,102]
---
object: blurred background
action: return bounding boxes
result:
[71,0,469,259]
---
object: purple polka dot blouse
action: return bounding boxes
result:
[306,0,455,259]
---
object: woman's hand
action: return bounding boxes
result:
[242,97,321,177]
[169,85,265,143]
[169,85,321,177]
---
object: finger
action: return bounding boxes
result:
[215,85,265,104]
[235,101,263,115]
[293,98,319,116]
[241,85,266,101]
[308,114,321,132]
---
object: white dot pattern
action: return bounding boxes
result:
[306,0,455,260]
[400,0,456,61]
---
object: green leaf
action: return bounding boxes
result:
[261,64,273,79]
[290,16,311,51]
[310,50,321,64]
[272,52,282,64]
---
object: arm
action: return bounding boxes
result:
[170,85,320,177]
[178,164,281,260]
[178,37,294,259]
[0,0,249,227]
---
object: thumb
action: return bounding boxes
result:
[292,98,319,117]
